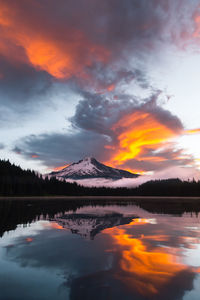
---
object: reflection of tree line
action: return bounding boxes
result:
[134,199,200,215]
[1,197,200,238]
[1,159,200,197]
[0,199,133,237]
[0,199,80,237]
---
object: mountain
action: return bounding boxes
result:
[49,157,139,180]
[51,212,136,239]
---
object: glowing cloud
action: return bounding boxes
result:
[193,8,200,38]
[0,2,109,79]
[106,84,115,92]
[185,128,200,135]
[53,164,69,172]
[107,111,181,169]
[20,33,109,79]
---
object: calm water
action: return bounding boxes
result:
[1,199,200,300]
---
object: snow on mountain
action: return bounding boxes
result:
[49,157,139,180]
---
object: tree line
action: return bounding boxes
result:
[0,159,200,196]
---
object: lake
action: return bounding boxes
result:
[1,198,200,300]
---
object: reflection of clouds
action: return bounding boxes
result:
[1,220,48,247]
[103,217,200,299]
[2,223,113,298]
[105,226,186,296]
[25,237,33,243]
[4,224,112,278]
[42,222,66,230]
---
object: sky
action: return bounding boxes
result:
[0,0,200,180]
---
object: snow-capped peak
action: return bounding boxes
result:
[82,157,96,162]
[49,157,139,180]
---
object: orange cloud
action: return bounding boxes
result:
[107,83,115,92]
[54,164,69,172]
[20,33,109,79]
[106,111,180,169]
[193,9,200,38]
[0,1,109,79]
[185,128,200,135]
[31,154,39,158]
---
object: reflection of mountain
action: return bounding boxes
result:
[51,213,136,239]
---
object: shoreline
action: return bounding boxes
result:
[1,196,200,202]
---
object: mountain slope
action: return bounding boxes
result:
[49,157,139,180]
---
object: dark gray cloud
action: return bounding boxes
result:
[13,130,109,168]
[71,90,183,135]
[120,156,194,173]
[0,57,51,104]
[70,91,139,135]
[0,56,76,128]
[0,55,55,127]
[84,64,150,92]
